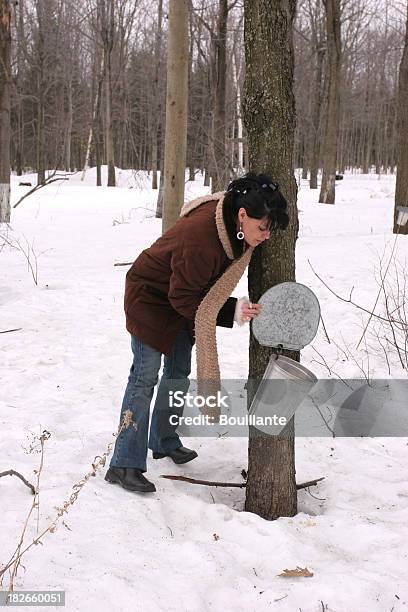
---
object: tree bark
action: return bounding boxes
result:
[394,7,408,235]
[36,0,46,186]
[318,0,341,204]
[211,0,228,192]
[82,51,104,182]
[243,0,299,520]
[64,79,73,171]
[0,0,11,223]
[232,46,244,173]
[162,0,189,232]
[151,0,163,190]
[186,9,196,183]
[155,166,164,218]
[100,0,116,187]
[310,46,325,189]
[95,67,104,187]
[15,0,24,177]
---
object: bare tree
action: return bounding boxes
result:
[231,24,244,173]
[34,0,46,185]
[306,0,325,189]
[13,0,25,176]
[211,0,228,192]
[162,0,189,232]
[394,4,408,235]
[3,0,405,188]
[81,51,104,183]
[99,0,116,186]
[0,0,11,223]
[244,0,299,520]
[319,0,341,204]
[151,0,163,190]
[190,0,238,191]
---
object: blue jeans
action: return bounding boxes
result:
[110,325,192,472]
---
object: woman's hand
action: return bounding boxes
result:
[234,297,262,325]
[241,301,262,322]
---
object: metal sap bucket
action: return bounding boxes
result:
[248,354,318,436]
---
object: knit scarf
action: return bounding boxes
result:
[180,192,253,395]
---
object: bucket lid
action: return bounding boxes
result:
[252,282,320,350]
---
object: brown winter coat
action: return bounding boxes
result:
[124,198,237,356]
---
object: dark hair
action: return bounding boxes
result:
[222,172,289,258]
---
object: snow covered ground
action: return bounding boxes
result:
[1,168,407,612]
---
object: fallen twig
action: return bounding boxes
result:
[297,477,324,489]
[161,475,246,487]
[114,262,133,267]
[0,328,22,335]
[161,474,325,490]
[0,470,35,494]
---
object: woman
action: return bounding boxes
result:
[105,172,289,493]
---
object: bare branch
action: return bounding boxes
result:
[0,470,35,495]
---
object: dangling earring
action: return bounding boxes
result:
[237,223,244,240]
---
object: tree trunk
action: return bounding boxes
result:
[151,0,163,190]
[394,8,408,236]
[36,71,45,184]
[64,79,73,171]
[186,9,195,184]
[162,0,189,232]
[156,166,164,218]
[106,10,115,185]
[82,53,104,182]
[15,0,24,177]
[36,0,46,185]
[319,0,341,204]
[211,0,229,192]
[310,46,325,189]
[232,47,244,173]
[203,166,210,186]
[96,108,103,187]
[95,64,104,187]
[243,0,299,520]
[100,0,116,187]
[0,0,11,223]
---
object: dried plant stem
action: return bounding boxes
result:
[7,431,49,593]
[0,233,40,286]
[356,231,400,349]
[308,259,399,325]
[0,412,132,585]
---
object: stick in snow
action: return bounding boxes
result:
[161,475,325,490]
[0,470,36,494]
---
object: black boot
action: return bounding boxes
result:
[152,446,198,464]
[105,467,156,493]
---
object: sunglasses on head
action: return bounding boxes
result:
[228,181,279,195]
